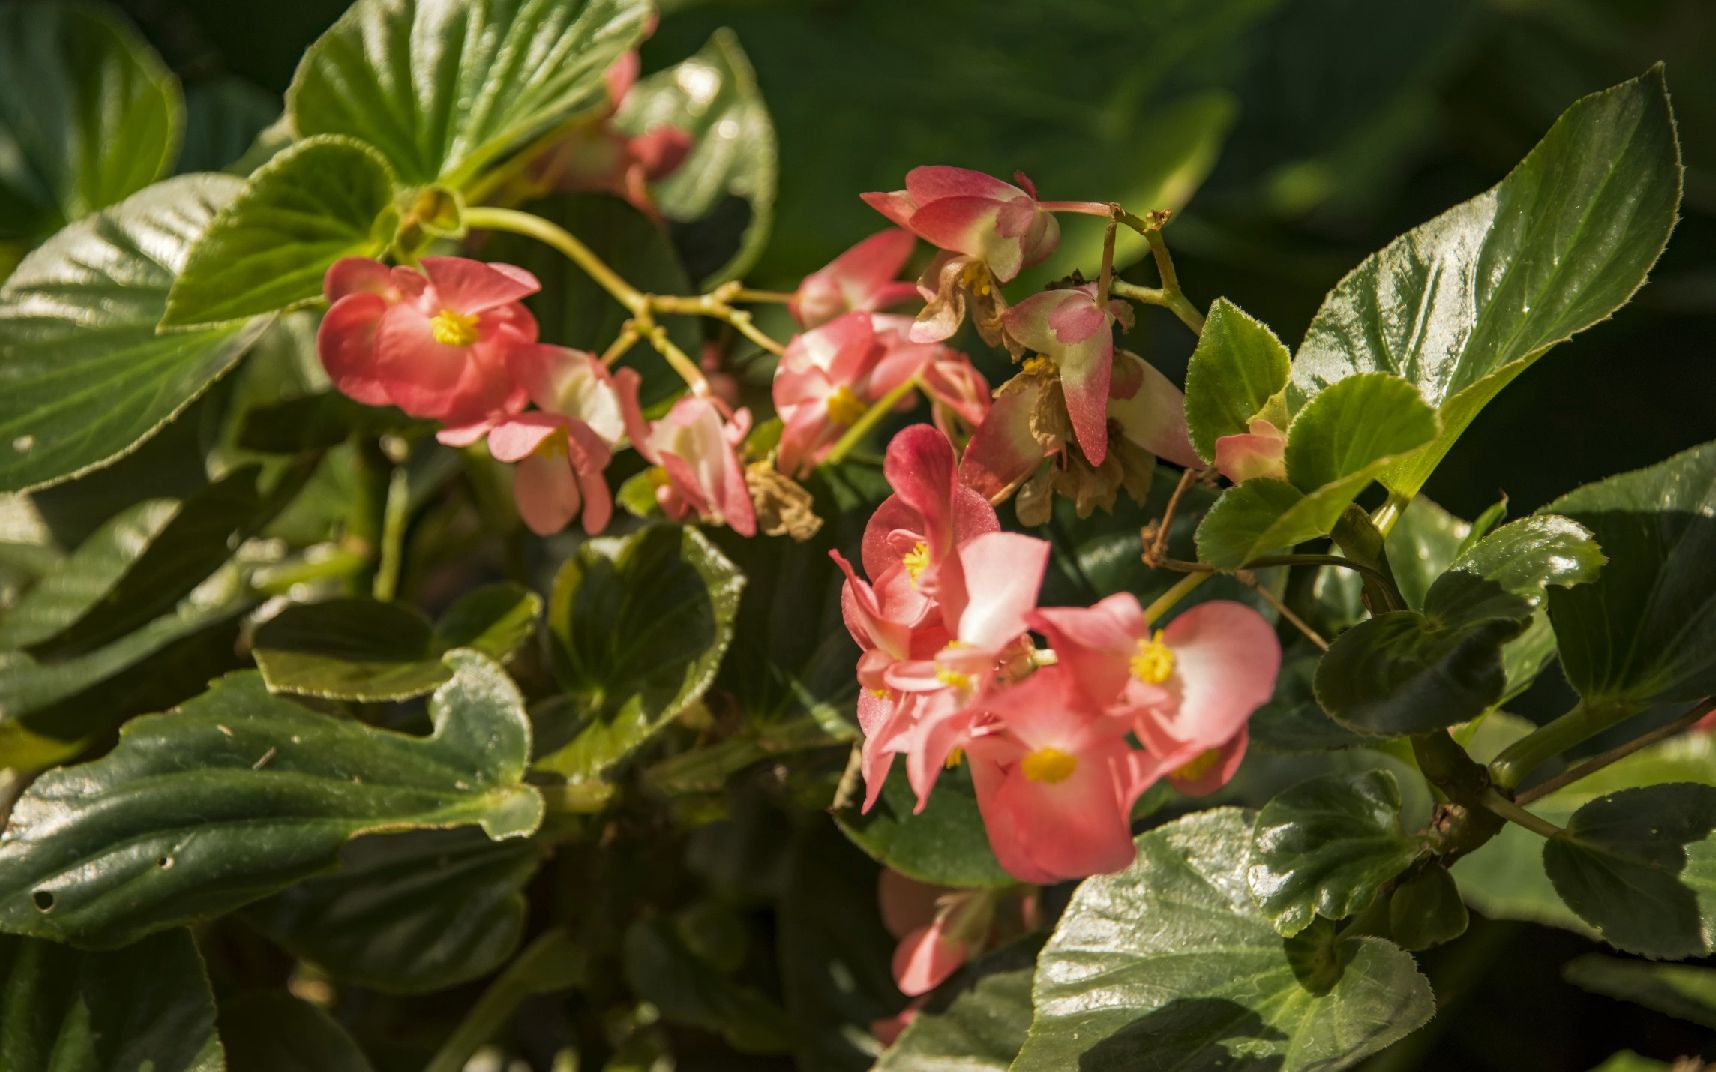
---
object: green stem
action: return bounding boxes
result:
[1480,788,1565,839]
[423,930,582,1072]
[1488,698,1639,790]
[1371,489,1414,538]
[1242,553,1395,592]
[372,463,411,602]
[1517,698,1715,804]
[1110,279,1205,334]
[252,547,369,596]
[1142,572,1210,624]
[823,377,920,466]
[463,206,644,312]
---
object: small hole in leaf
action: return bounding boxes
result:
[157,856,174,870]
[31,890,53,912]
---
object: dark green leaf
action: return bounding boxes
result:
[0,928,223,1072]
[1542,783,1716,959]
[1545,440,1716,707]
[618,29,776,285]
[873,937,1042,1072]
[1183,297,1292,463]
[1012,809,1433,1071]
[287,0,651,188]
[623,915,793,1054]
[0,3,181,242]
[1249,770,1422,936]
[0,175,269,493]
[164,136,397,327]
[179,78,280,175]
[1287,68,1681,497]
[1388,864,1468,951]
[0,651,542,947]
[1249,647,1368,753]
[1562,954,1716,1030]
[535,524,743,785]
[254,583,540,701]
[219,992,374,1072]
[1424,514,1605,624]
[835,761,1014,891]
[246,828,541,994]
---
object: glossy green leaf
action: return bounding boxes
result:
[0,175,269,493]
[164,137,397,327]
[287,0,651,188]
[873,937,1042,1072]
[1183,297,1292,462]
[247,828,542,994]
[1315,516,1602,735]
[535,525,743,785]
[617,30,777,285]
[218,992,374,1072]
[254,583,541,701]
[1287,68,1681,497]
[178,79,280,175]
[1249,647,1367,754]
[1387,864,1468,951]
[1542,783,1716,959]
[0,928,223,1072]
[0,3,181,242]
[1196,374,1436,568]
[835,762,1014,891]
[1012,809,1434,1071]
[1544,440,1716,707]
[1562,954,1716,1030]
[1248,770,1422,936]
[0,651,542,948]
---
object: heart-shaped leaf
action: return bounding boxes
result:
[164,136,397,327]
[616,29,777,285]
[1387,863,1468,952]
[0,175,269,493]
[0,651,542,948]
[287,0,651,188]
[253,582,541,701]
[218,992,375,1072]
[0,928,223,1072]
[1011,809,1433,1071]
[1182,297,1291,463]
[1248,770,1422,936]
[1287,68,1681,497]
[0,3,181,243]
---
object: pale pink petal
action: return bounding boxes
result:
[486,413,565,462]
[513,449,580,536]
[317,293,394,406]
[1028,593,1146,710]
[324,257,394,303]
[564,420,615,535]
[792,229,918,327]
[951,532,1047,651]
[878,869,944,938]
[860,190,919,230]
[420,256,540,314]
[1110,353,1201,469]
[907,196,1018,280]
[892,924,968,997]
[612,368,655,460]
[1140,601,1281,754]
[959,379,1047,501]
[1213,419,1288,484]
[904,166,1022,203]
[1166,728,1248,797]
[1055,332,1113,465]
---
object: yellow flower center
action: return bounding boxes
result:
[1021,747,1077,784]
[1173,747,1222,783]
[960,259,992,297]
[429,308,481,346]
[902,541,930,584]
[1021,354,1053,377]
[1130,630,1175,684]
[534,433,568,459]
[935,666,972,690]
[944,747,965,770]
[825,384,867,427]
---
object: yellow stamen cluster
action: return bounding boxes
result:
[825,385,866,427]
[1021,747,1077,784]
[429,308,481,346]
[1173,748,1222,783]
[935,666,973,690]
[944,747,965,770]
[902,541,930,584]
[1021,354,1053,377]
[1130,630,1175,684]
[961,259,992,297]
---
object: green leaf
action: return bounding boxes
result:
[254,583,541,701]
[623,915,794,1054]
[1542,783,1716,959]
[1287,68,1681,497]
[835,762,1014,891]
[1544,440,1716,708]
[1589,1054,1673,1072]
[1012,809,1433,1071]
[1315,516,1602,735]
[246,828,542,994]
[1562,954,1716,1030]
[1183,297,1292,463]
[287,0,652,188]
[0,175,270,493]
[617,29,777,285]
[0,651,542,947]
[534,524,743,785]
[1248,770,1422,936]
[0,2,181,242]
[1387,864,1468,951]
[1249,647,1368,754]
[873,937,1042,1072]
[218,992,375,1072]
[0,928,223,1072]
[1196,374,1436,568]
[178,78,280,175]
[164,136,397,327]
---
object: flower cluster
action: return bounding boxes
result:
[317,255,756,537]
[838,426,1281,884]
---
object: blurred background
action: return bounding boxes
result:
[90,0,1716,1066]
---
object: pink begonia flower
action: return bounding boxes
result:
[878,869,994,996]
[1108,351,1201,469]
[532,49,692,217]
[482,347,634,536]
[1214,417,1289,484]
[919,352,992,437]
[966,664,1163,884]
[1002,285,1132,466]
[620,386,757,536]
[862,167,1059,284]
[318,256,538,427]
[790,229,920,328]
[862,424,999,601]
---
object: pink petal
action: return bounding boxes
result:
[1140,601,1281,755]
[316,293,394,406]
[792,229,918,328]
[860,190,918,231]
[904,166,1022,203]
[1213,419,1288,484]
[486,413,566,462]
[1166,728,1248,797]
[920,356,991,428]
[959,377,1047,501]
[564,420,615,535]
[892,924,968,997]
[1110,354,1200,469]
[1028,593,1146,710]
[883,425,960,553]
[950,532,1047,651]
[906,196,1018,281]
[420,256,540,314]
[1054,332,1114,465]
[513,449,580,536]
[324,257,395,303]
[971,748,1137,885]
[878,869,945,938]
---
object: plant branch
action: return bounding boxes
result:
[1516,698,1715,805]
[1480,788,1566,839]
[463,205,644,312]
[1234,570,1330,652]
[1488,697,1642,790]
[1141,572,1210,624]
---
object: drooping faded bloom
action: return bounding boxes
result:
[1002,284,1131,465]
[790,229,920,328]
[862,167,1059,284]
[623,388,757,536]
